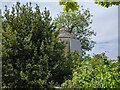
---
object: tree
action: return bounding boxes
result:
[59,0,120,12]
[54,8,96,55]
[2,2,67,89]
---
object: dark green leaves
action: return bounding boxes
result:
[2,2,66,89]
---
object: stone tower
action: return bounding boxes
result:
[58,27,82,55]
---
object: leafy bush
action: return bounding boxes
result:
[62,53,120,88]
[2,2,69,89]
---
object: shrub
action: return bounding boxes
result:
[62,53,120,88]
[2,2,67,89]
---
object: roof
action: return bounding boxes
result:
[58,28,74,38]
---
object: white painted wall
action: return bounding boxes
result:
[70,39,82,56]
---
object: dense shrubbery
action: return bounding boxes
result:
[61,53,120,88]
[2,2,71,89]
[2,2,120,89]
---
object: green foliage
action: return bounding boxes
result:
[50,51,81,86]
[2,2,67,89]
[94,0,120,8]
[61,53,120,88]
[2,1,119,89]
[59,0,79,12]
[54,8,96,55]
[59,0,120,12]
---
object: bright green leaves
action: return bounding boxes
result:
[20,71,28,80]
[62,53,120,88]
[59,0,120,12]
[94,0,120,8]
[59,0,79,12]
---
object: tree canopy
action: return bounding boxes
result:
[2,2,70,89]
[59,0,120,12]
[54,7,96,55]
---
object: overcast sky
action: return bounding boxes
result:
[0,0,118,59]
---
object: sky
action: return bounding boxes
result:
[0,0,118,59]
